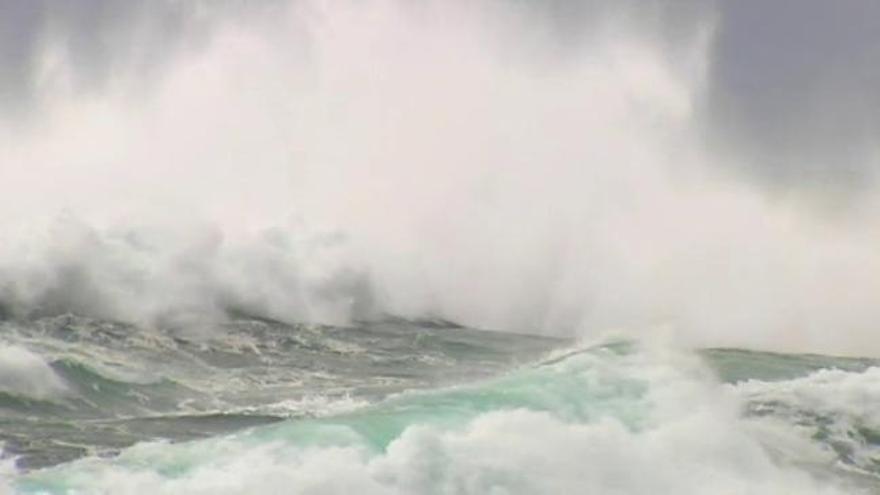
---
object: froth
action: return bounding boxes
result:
[0,216,375,329]
[15,343,870,494]
[0,345,68,400]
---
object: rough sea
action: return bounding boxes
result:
[2,2,880,493]
[2,314,879,494]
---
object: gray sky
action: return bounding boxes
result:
[1,0,192,113]
[708,0,880,188]
[0,0,284,115]
[1,0,878,189]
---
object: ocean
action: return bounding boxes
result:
[1,314,879,494]
[2,1,880,493]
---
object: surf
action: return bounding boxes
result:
[7,334,879,494]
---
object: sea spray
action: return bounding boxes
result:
[2,1,879,353]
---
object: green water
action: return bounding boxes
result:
[4,317,880,494]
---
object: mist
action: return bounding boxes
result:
[1,0,879,355]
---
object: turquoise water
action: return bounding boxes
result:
[2,317,880,494]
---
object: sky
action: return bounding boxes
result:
[0,0,878,354]
[2,0,877,185]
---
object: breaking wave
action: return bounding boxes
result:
[4,338,880,494]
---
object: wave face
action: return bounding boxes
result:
[3,317,880,494]
[0,314,558,471]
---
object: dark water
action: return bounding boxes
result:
[2,315,880,494]
[0,314,561,470]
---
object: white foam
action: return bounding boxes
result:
[733,366,880,475]
[236,394,370,418]
[734,366,880,420]
[20,408,859,495]
[0,345,68,400]
[0,219,372,330]
[17,345,870,494]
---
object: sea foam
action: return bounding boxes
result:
[0,345,67,401]
[14,343,869,494]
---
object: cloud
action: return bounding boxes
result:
[4,0,877,192]
[705,0,880,189]
[0,0,285,117]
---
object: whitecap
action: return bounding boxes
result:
[0,345,68,400]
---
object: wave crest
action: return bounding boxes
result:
[0,217,377,329]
